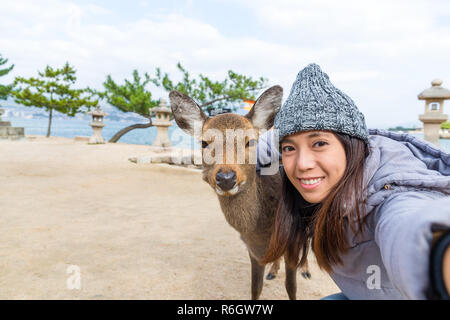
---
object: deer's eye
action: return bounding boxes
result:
[246,139,257,148]
[201,141,209,149]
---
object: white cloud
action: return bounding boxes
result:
[1,0,449,128]
[1,2,308,89]
[235,0,450,127]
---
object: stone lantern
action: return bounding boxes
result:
[88,106,108,144]
[151,99,172,148]
[418,79,450,146]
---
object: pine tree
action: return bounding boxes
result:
[100,63,269,143]
[12,62,98,137]
[151,62,268,115]
[0,54,14,101]
[100,70,160,143]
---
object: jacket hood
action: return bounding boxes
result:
[363,129,450,215]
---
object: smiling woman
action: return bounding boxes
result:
[260,63,450,300]
[264,128,369,278]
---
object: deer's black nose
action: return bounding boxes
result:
[215,170,237,191]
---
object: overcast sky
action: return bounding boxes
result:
[1,0,450,128]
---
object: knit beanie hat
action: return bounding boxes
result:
[274,63,369,144]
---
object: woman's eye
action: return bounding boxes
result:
[313,141,328,147]
[282,145,294,152]
[201,141,209,148]
[246,139,257,148]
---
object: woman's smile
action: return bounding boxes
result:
[298,176,325,190]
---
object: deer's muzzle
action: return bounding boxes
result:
[215,169,237,192]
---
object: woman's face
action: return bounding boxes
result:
[281,130,347,204]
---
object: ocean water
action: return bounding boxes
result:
[3,117,450,153]
[5,117,201,149]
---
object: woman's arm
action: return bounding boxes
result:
[374,191,450,299]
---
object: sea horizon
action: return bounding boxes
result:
[3,116,450,153]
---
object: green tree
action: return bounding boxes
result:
[442,121,450,130]
[100,70,160,143]
[151,62,268,114]
[100,64,269,143]
[0,54,14,101]
[12,62,98,137]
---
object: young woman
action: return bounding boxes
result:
[258,64,450,300]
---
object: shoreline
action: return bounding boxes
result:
[2,117,201,150]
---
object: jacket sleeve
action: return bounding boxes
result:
[256,129,282,175]
[374,190,450,299]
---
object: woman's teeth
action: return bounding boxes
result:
[300,178,323,185]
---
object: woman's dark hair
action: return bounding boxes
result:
[261,132,370,273]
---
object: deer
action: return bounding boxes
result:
[169,86,310,300]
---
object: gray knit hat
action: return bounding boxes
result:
[274,63,369,144]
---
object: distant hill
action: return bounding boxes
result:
[1,99,250,123]
[387,125,422,132]
[0,104,148,123]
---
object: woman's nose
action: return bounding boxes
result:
[296,151,315,171]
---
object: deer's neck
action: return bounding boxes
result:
[216,177,265,234]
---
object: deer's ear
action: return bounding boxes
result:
[245,85,283,130]
[169,91,209,139]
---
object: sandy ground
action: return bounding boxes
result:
[0,135,339,300]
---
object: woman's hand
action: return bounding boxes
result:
[431,230,450,299]
[443,246,450,294]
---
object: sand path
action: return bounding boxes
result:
[0,136,338,299]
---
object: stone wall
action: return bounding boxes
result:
[0,121,25,140]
